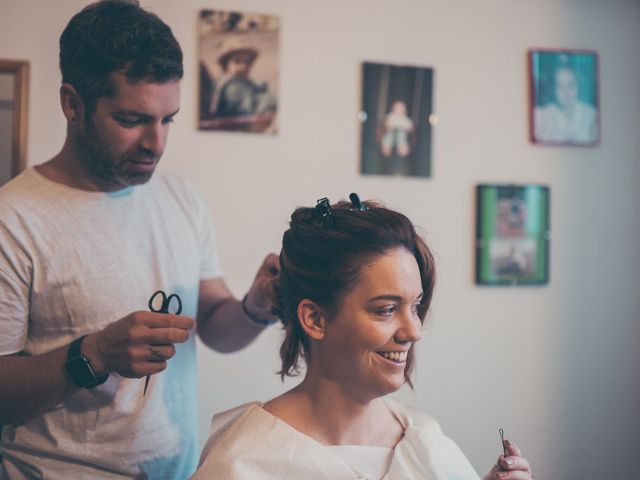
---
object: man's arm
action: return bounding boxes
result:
[0,346,76,425]
[196,253,279,353]
[0,312,194,426]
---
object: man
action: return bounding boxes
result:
[0,1,277,478]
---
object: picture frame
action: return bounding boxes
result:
[476,184,550,286]
[198,10,279,134]
[528,48,599,147]
[359,61,435,178]
[0,59,29,187]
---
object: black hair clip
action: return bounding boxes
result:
[349,192,369,211]
[316,197,333,226]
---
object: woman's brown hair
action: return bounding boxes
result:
[272,196,436,388]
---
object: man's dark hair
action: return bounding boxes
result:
[59,0,183,115]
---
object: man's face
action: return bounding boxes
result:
[76,73,180,190]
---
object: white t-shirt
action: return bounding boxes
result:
[0,168,222,479]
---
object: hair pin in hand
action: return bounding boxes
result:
[349,192,369,211]
[498,428,507,457]
[316,197,333,226]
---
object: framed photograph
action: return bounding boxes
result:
[476,184,550,286]
[0,59,29,187]
[529,48,599,147]
[198,10,279,133]
[359,62,434,178]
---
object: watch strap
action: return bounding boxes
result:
[66,335,109,388]
[67,334,86,360]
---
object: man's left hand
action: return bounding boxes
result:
[243,253,280,325]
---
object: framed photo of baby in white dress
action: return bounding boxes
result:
[198,10,279,134]
[529,49,599,147]
[359,62,434,177]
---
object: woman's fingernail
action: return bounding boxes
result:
[504,458,514,466]
[505,439,513,446]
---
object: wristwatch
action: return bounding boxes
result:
[64,335,109,389]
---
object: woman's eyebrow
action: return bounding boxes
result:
[366,295,403,303]
[366,292,424,303]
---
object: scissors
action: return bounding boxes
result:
[143,290,183,396]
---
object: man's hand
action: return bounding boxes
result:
[242,253,280,324]
[83,311,196,378]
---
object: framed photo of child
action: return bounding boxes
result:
[476,184,550,286]
[198,10,279,133]
[529,49,599,147]
[359,62,435,178]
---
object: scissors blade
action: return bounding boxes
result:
[143,375,150,396]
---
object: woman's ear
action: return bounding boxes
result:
[60,83,84,123]
[297,299,326,341]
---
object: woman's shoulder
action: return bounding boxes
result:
[196,402,265,467]
[384,397,443,434]
[192,400,358,480]
[210,401,263,434]
[384,399,482,480]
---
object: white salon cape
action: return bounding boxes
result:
[191,399,481,480]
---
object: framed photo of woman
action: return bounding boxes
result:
[529,48,599,147]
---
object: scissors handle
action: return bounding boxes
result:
[148,290,182,315]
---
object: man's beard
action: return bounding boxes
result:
[75,120,159,188]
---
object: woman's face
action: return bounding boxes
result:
[555,68,579,110]
[314,247,424,400]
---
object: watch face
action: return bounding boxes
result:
[65,356,96,387]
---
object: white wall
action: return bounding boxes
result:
[2,0,639,478]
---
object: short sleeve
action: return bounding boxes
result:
[0,209,31,355]
[178,177,223,280]
[151,172,224,281]
[198,206,223,280]
[0,176,38,354]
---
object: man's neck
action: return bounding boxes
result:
[37,142,118,192]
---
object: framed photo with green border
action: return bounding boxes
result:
[476,184,550,285]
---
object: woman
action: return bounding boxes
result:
[192,196,534,479]
[533,64,598,144]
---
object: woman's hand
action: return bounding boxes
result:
[483,439,535,480]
